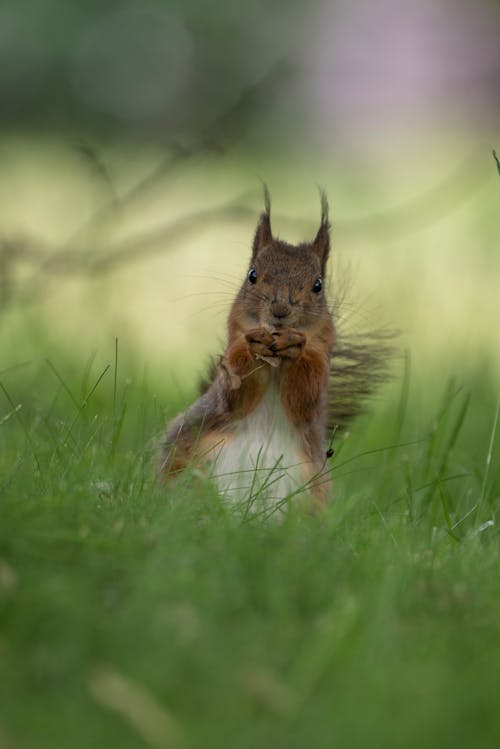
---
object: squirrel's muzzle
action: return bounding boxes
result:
[270,301,291,320]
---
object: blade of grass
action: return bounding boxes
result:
[46,359,81,414]
[476,395,499,522]
[0,381,44,483]
[437,481,461,542]
[110,401,128,461]
[376,349,412,501]
[393,348,411,443]
[330,437,427,474]
[423,377,462,479]
[0,402,22,426]
[80,350,98,402]
[113,337,118,419]
[387,472,470,511]
[422,390,470,512]
[81,364,111,410]
[63,364,111,449]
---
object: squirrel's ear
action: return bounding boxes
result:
[311,190,330,272]
[252,184,273,259]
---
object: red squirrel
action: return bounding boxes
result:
[161,189,335,514]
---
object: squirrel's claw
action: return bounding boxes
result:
[255,354,280,368]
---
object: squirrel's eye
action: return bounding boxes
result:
[248,268,257,284]
[312,277,323,293]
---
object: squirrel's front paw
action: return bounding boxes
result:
[270,328,306,359]
[245,327,276,359]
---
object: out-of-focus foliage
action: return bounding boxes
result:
[1,0,499,149]
[0,0,302,141]
[0,0,499,377]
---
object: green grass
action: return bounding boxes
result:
[0,341,499,749]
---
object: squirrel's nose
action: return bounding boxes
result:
[271,302,290,320]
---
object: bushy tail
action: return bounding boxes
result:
[328,328,397,432]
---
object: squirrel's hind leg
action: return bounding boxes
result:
[159,413,195,478]
[159,403,229,481]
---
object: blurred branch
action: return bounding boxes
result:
[75,140,118,203]
[0,147,491,311]
[0,102,492,313]
[26,198,256,277]
[62,62,291,252]
[493,149,500,175]
[3,62,291,309]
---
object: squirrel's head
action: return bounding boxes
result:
[236,188,331,331]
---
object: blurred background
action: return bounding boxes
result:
[1,0,499,392]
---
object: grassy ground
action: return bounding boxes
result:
[1,336,499,749]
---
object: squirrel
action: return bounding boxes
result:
[161,189,391,516]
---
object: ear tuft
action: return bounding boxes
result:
[252,183,273,258]
[312,188,331,272]
[319,189,330,232]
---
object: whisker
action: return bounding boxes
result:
[172,290,235,301]
[183,272,241,288]
[186,304,231,319]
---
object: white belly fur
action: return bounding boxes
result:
[208,385,309,513]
